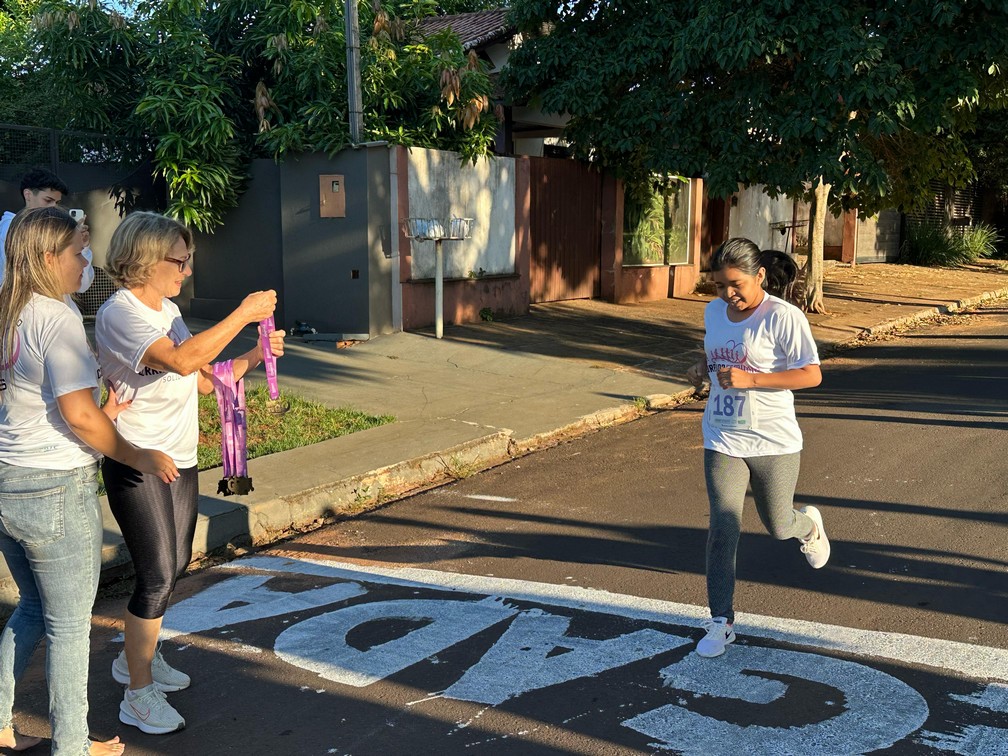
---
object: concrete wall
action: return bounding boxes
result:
[405,148,515,279]
[728,185,794,250]
[190,147,394,337]
[279,150,371,335]
[399,148,528,330]
[191,159,284,323]
[367,148,394,336]
[856,209,901,263]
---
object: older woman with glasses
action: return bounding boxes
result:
[0,207,178,755]
[95,212,284,736]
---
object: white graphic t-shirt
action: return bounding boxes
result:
[702,293,820,457]
[0,293,101,469]
[96,289,199,468]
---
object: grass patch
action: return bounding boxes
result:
[196,386,394,470]
[95,388,392,495]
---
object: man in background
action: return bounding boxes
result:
[0,168,95,295]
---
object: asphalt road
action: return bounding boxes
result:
[11,303,1008,755]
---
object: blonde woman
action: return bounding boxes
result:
[96,212,283,735]
[0,207,178,755]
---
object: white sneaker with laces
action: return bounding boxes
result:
[112,646,190,692]
[799,506,830,569]
[119,684,185,735]
[696,617,735,658]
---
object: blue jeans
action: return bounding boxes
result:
[0,461,102,756]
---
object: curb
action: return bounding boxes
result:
[857,287,1008,340]
[234,431,515,546]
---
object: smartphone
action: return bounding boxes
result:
[69,208,86,223]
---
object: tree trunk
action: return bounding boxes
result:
[803,177,830,314]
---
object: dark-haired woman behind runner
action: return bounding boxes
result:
[685,238,829,658]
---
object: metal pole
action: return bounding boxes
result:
[435,239,444,339]
[345,0,364,144]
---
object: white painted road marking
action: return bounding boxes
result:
[157,556,1007,753]
[274,597,517,686]
[206,556,1008,681]
[626,646,929,754]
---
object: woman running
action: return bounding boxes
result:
[686,238,829,658]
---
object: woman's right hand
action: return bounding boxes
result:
[131,448,180,484]
[686,360,707,389]
[237,290,278,324]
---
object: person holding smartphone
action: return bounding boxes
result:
[1,169,95,301]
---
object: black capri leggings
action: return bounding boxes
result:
[102,457,199,620]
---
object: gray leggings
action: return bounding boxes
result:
[704,449,815,624]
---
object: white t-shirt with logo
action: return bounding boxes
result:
[96,289,199,468]
[702,293,820,457]
[0,294,101,469]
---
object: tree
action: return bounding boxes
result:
[504,1,1008,311]
[30,0,500,230]
[0,0,63,126]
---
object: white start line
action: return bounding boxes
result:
[157,556,1008,755]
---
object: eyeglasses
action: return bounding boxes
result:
[163,254,192,272]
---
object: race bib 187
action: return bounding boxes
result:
[708,391,756,430]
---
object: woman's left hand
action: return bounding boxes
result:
[717,367,756,390]
[101,384,132,421]
[267,329,285,358]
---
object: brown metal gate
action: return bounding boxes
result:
[529,157,603,303]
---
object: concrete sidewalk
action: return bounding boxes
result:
[3,261,1007,606]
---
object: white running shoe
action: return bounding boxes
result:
[799,506,831,569]
[696,617,736,658]
[112,647,191,692]
[119,684,185,735]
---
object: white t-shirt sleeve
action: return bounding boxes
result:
[775,306,820,370]
[97,302,172,373]
[42,309,99,397]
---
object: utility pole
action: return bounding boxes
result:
[345,0,364,144]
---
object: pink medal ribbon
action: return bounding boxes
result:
[212,360,253,496]
[259,317,279,400]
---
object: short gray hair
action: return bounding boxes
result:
[106,212,193,288]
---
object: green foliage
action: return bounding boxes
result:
[901,220,1001,267]
[960,223,1002,260]
[29,0,499,230]
[622,177,690,265]
[504,1,1008,215]
[0,0,62,126]
[623,184,665,265]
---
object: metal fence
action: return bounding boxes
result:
[0,123,150,189]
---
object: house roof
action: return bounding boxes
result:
[417,9,514,51]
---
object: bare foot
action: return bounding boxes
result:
[0,725,42,751]
[89,736,125,755]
